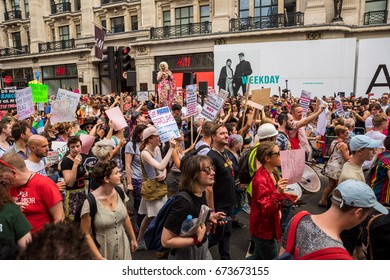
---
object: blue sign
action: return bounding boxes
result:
[35,70,40,80]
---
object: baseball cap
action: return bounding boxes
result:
[142,125,159,141]
[333,180,388,214]
[349,135,382,152]
[131,111,141,123]
[275,102,283,106]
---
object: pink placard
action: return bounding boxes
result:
[105,106,128,131]
[80,134,96,155]
[280,149,305,184]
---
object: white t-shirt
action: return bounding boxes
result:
[25,159,47,176]
[365,115,373,129]
[362,130,386,170]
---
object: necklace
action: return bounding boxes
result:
[104,192,113,207]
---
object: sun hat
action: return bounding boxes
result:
[333,179,388,214]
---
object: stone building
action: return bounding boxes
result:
[0,0,388,96]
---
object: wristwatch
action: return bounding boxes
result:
[192,235,203,248]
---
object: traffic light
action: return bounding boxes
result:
[120,46,131,71]
[102,46,116,80]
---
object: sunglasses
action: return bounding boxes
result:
[85,125,94,129]
[200,166,215,175]
[269,151,280,157]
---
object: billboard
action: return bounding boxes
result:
[356,38,390,98]
[214,38,356,98]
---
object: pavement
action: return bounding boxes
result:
[132,163,329,260]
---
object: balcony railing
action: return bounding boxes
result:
[101,0,140,4]
[38,39,75,53]
[230,12,304,31]
[364,10,388,25]
[0,45,29,57]
[4,9,22,21]
[51,2,71,15]
[150,22,212,39]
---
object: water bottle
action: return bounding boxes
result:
[180,215,195,236]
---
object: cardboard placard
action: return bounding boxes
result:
[16,87,34,120]
[280,149,306,184]
[251,88,271,106]
[80,134,96,155]
[30,83,49,103]
[0,89,16,111]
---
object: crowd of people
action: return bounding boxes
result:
[0,86,389,260]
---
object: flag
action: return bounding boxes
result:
[32,119,45,134]
[94,25,104,60]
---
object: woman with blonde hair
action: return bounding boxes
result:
[318,125,351,207]
[157,61,176,108]
[54,122,72,142]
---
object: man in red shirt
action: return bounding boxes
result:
[0,152,64,232]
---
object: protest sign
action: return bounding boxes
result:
[149,106,180,143]
[137,91,149,102]
[105,106,128,131]
[80,134,96,155]
[186,85,198,117]
[37,103,45,112]
[280,149,305,184]
[200,94,225,121]
[0,89,16,111]
[16,87,34,120]
[56,88,80,112]
[218,89,229,99]
[30,83,48,103]
[51,141,68,161]
[251,88,271,106]
[300,90,311,113]
[51,100,73,124]
[46,151,60,166]
[316,98,329,136]
[335,96,344,116]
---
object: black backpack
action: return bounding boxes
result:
[363,207,390,260]
[238,146,256,185]
[144,191,193,252]
[74,186,125,248]
[180,145,209,172]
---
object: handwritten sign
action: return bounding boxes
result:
[149,106,180,143]
[51,141,68,161]
[200,94,225,121]
[186,85,197,117]
[137,91,149,102]
[280,149,305,184]
[16,87,34,120]
[30,83,48,103]
[51,100,73,124]
[80,134,96,155]
[300,90,311,113]
[46,151,60,166]
[105,106,128,131]
[56,88,80,112]
[0,89,16,111]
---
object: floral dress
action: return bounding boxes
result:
[158,71,175,108]
[324,140,345,180]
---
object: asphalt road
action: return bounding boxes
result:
[132,164,328,260]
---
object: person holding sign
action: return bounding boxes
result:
[249,141,294,260]
[60,136,87,221]
[157,61,175,108]
[136,126,176,251]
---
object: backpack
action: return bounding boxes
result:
[238,146,256,185]
[74,186,125,248]
[362,207,390,260]
[144,191,193,252]
[277,211,352,260]
[179,145,209,172]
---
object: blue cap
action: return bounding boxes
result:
[333,180,388,214]
[349,135,382,152]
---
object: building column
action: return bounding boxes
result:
[278,0,285,14]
